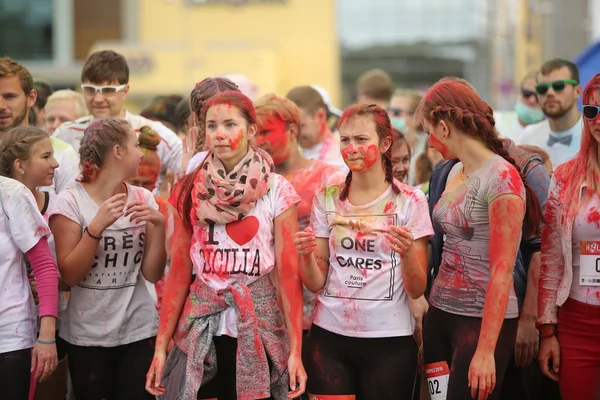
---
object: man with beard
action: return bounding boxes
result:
[519,59,582,168]
[0,57,79,193]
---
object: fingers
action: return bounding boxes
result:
[295,229,317,254]
[31,349,37,374]
[389,225,413,239]
[145,365,166,396]
[552,350,560,376]
[470,373,477,399]
[514,343,524,367]
[288,370,307,398]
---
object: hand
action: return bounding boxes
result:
[90,193,127,233]
[32,340,58,382]
[145,350,166,396]
[125,201,165,225]
[386,225,414,255]
[408,296,428,347]
[538,335,560,381]
[468,349,496,400]
[418,344,425,377]
[182,126,199,173]
[288,353,307,399]
[295,227,317,255]
[515,316,539,367]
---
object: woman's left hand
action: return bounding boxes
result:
[32,340,58,382]
[468,349,496,400]
[386,225,414,255]
[125,201,165,226]
[288,353,307,398]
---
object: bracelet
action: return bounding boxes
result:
[84,227,102,240]
[36,338,56,345]
[540,332,556,339]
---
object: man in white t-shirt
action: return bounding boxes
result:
[495,71,545,142]
[0,57,79,194]
[519,59,583,169]
[286,85,347,171]
[53,50,182,191]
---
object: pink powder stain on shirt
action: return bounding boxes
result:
[383,201,396,214]
[586,207,600,228]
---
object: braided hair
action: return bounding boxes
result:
[338,104,400,201]
[78,118,131,182]
[0,127,49,178]
[190,77,240,153]
[416,77,542,237]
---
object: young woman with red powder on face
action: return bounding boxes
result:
[538,73,600,400]
[50,118,167,400]
[417,77,542,400]
[0,128,60,400]
[295,104,433,400]
[184,77,241,174]
[145,91,306,400]
[128,126,174,314]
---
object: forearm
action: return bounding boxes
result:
[521,252,540,321]
[478,264,513,352]
[142,222,167,283]
[299,253,327,293]
[39,316,56,340]
[155,261,191,353]
[59,234,100,286]
[280,270,303,355]
[400,247,427,298]
[28,237,59,318]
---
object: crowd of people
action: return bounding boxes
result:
[0,49,598,400]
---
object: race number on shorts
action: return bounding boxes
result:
[425,361,450,400]
[580,241,600,286]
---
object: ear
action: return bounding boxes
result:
[27,89,37,110]
[113,143,124,160]
[246,123,257,142]
[575,84,582,99]
[288,123,299,140]
[13,159,24,177]
[123,84,130,98]
[380,134,392,154]
[316,108,327,124]
[439,120,451,138]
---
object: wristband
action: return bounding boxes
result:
[84,227,102,240]
[36,338,56,345]
[539,325,557,339]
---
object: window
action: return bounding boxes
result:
[0,0,53,61]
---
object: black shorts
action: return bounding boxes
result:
[0,348,31,400]
[423,306,518,400]
[303,324,418,400]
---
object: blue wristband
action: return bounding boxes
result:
[36,338,56,345]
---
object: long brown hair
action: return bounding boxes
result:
[337,104,400,201]
[416,77,542,237]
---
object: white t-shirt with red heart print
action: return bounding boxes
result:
[311,181,434,338]
[189,174,300,337]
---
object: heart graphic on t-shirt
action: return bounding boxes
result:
[225,216,259,246]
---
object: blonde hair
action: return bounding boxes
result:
[286,86,326,116]
[356,69,394,102]
[255,93,301,128]
[46,89,87,118]
[391,89,423,113]
[0,127,49,178]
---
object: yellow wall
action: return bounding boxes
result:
[93,0,339,105]
[515,0,542,83]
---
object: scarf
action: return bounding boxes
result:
[193,146,274,225]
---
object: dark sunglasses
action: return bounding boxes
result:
[583,105,600,120]
[534,79,578,96]
[520,89,537,99]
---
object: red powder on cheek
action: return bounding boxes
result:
[342,144,379,172]
[258,118,291,165]
[229,128,245,150]
[428,133,448,158]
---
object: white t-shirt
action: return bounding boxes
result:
[51,182,159,346]
[519,117,583,169]
[311,181,434,338]
[188,174,300,337]
[494,111,526,143]
[301,132,348,172]
[53,111,183,191]
[0,177,51,354]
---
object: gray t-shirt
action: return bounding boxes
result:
[52,182,159,346]
[430,155,525,319]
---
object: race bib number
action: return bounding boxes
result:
[425,361,450,400]
[580,241,600,286]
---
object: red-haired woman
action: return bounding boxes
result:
[538,73,600,399]
[50,118,167,400]
[295,104,433,400]
[145,91,306,400]
[418,77,542,400]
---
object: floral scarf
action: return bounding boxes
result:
[193,147,274,225]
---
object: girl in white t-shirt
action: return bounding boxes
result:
[50,118,167,400]
[145,91,306,400]
[295,103,434,400]
[0,137,60,398]
[0,127,68,400]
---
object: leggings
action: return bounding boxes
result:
[67,336,155,400]
[0,348,31,400]
[422,307,518,400]
[303,324,418,400]
[197,335,272,400]
[557,298,600,400]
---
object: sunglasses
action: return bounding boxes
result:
[520,89,537,99]
[583,105,600,120]
[534,79,578,96]
[81,84,127,96]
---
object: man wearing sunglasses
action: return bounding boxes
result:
[53,50,183,193]
[519,59,582,169]
[495,71,545,142]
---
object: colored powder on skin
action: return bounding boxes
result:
[428,132,448,158]
[257,117,292,165]
[229,128,246,151]
[341,144,379,172]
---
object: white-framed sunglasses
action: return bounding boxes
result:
[81,83,127,96]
